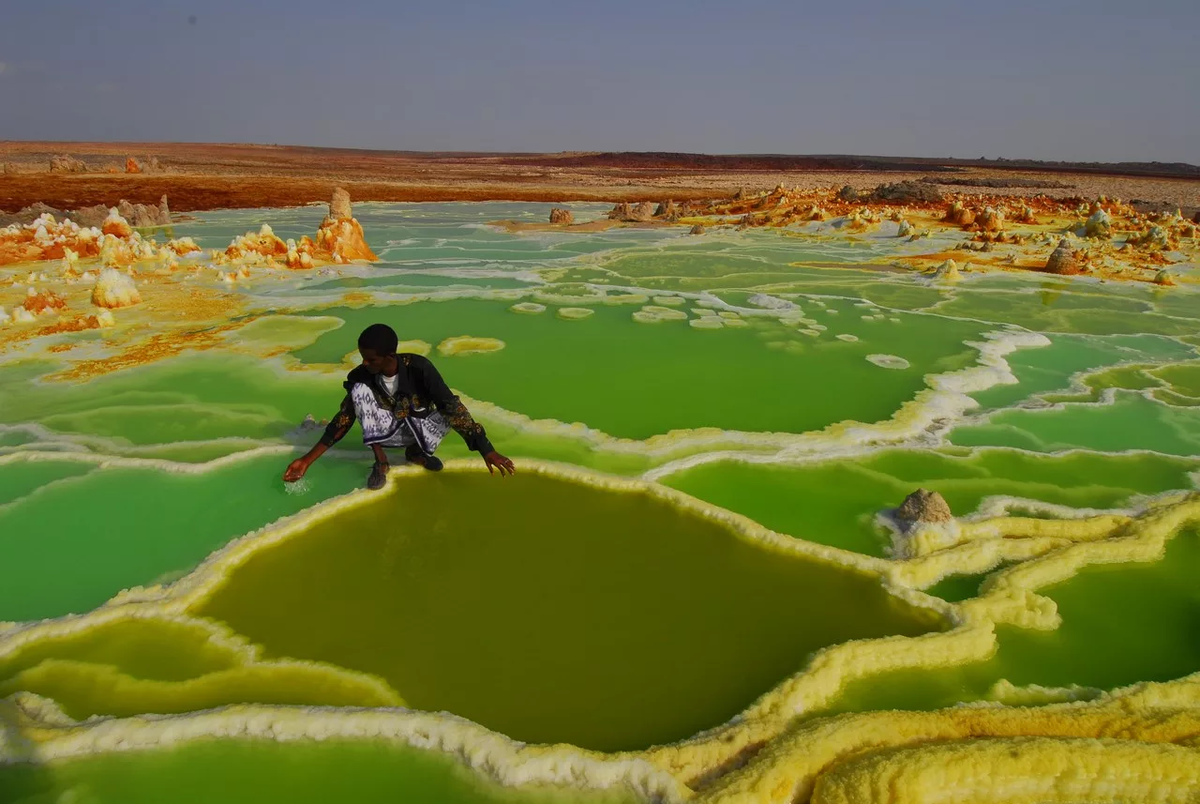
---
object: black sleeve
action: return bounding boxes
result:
[409,355,495,455]
[318,393,357,447]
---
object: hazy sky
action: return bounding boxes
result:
[1,0,1197,163]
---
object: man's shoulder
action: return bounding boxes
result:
[343,365,373,387]
[399,352,435,371]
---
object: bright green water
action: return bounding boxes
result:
[0,353,335,447]
[0,739,640,804]
[933,288,1197,336]
[664,450,1197,555]
[951,390,1200,455]
[828,527,1200,713]
[1152,363,1200,398]
[0,454,365,621]
[195,472,939,751]
[970,333,1194,411]
[308,272,539,292]
[0,461,93,506]
[292,298,983,440]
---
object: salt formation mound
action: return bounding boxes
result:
[101,209,133,238]
[224,224,289,263]
[977,206,1005,232]
[944,200,976,227]
[218,191,376,267]
[1085,206,1112,238]
[1046,239,1083,275]
[1013,203,1038,223]
[285,239,315,270]
[868,180,942,205]
[117,196,171,228]
[549,208,574,224]
[607,202,655,222]
[125,157,141,174]
[845,209,879,231]
[22,288,67,315]
[0,212,181,267]
[314,188,378,263]
[629,201,655,221]
[329,187,352,220]
[933,259,961,282]
[689,224,706,235]
[49,155,87,173]
[897,220,915,237]
[608,202,632,220]
[653,200,680,220]
[91,268,142,309]
[895,488,953,525]
[165,237,200,256]
[1130,224,1171,250]
[1,196,171,230]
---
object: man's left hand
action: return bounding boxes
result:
[484,451,516,477]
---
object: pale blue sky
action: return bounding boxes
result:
[1,0,1197,162]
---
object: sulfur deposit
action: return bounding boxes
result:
[436,336,506,356]
[90,267,142,308]
[217,188,377,268]
[314,187,378,263]
[221,224,290,264]
[1045,239,1083,275]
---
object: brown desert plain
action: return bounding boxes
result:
[2,141,1199,214]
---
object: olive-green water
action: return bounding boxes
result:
[2,202,1198,800]
[194,472,939,751]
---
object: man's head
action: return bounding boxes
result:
[357,323,398,374]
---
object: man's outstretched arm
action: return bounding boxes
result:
[412,356,516,476]
[283,394,357,481]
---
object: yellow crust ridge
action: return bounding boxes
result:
[698,674,1200,803]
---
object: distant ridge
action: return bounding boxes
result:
[516,152,1200,180]
[2,141,1197,180]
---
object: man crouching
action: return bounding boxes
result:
[283,323,516,489]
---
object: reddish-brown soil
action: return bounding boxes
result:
[3,142,1198,214]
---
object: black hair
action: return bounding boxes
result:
[357,323,398,355]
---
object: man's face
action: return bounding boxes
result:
[359,347,390,374]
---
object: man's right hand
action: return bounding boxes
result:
[283,457,310,482]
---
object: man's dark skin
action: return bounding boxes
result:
[282,346,516,483]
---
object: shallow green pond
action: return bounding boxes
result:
[195,472,939,750]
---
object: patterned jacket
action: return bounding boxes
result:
[319,353,494,455]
